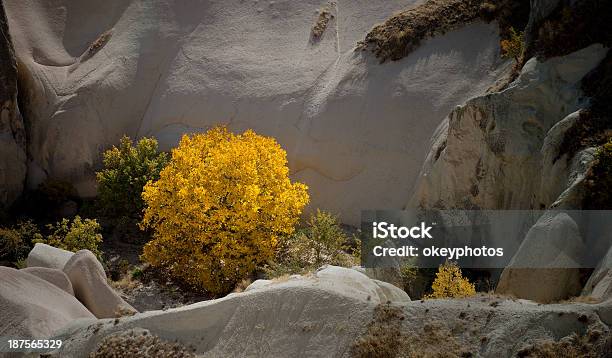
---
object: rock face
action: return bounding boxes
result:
[21,266,74,295]
[63,250,137,318]
[0,267,94,340]
[408,44,610,302]
[26,242,74,270]
[583,246,612,302]
[0,1,26,208]
[2,0,507,224]
[53,292,611,357]
[409,44,608,211]
[55,265,391,357]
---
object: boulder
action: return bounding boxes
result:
[21,266,74,295]
[246,265,410,304]
[26,243,74,270]
[63,250,137,318]
[496,212,585,303]
[0,267,94,341]
[3,0,507,224]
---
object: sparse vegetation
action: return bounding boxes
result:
[89,329,195,358]
[516,327,611,358]
[0,220,42,266]
[351,303,468,357]
[264,209,358,278]
[96,135,168,221]
[311,6,334,41]
[351,304,404,358]
[34,216,103,260]
[399,262,418,293]
[584,138,612,209]
[358,0,483,62]
[140,126,309,295]
[500,27,524,62]
[86,30,112,57]
[425,261,476,299]
[531,0,612,60]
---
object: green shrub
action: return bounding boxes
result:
[399,262,418,292]
[96,136,168,220]
[0,220,42,265]
[265,209,358,277]
[35,216,103,259]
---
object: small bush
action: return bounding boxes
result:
[96,136,168,220]
[0,228,25,264]
[399,262,418,292]
[425,261,476,299]
[141,127,309,295]
[35,216,103,259]
[584,138,612,209]
[500,27,524,61]
[265,209,358,277]
[0,220,42,265]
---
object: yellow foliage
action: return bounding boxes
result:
[500,27,524,61]
[425,261,475,299]
[140,126,309,294]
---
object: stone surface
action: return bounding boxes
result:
[26,242,74,270]
[409,44,608,211]
[246,265,410,304]
[0,266,94,341]
[0,1,26,208]
[583,246,612,302]
[62,250,137,318]
[21,266,74,295]
[495,212,585,303]
[52,292,611,357]
[3,0,508,224]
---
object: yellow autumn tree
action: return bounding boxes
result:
[140,127,309,294]
[425,261,476,299]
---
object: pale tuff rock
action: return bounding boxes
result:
[26,242,75,270]
[62,250,137,319]
[495,212,584,303]
[409,44,610,303]
[245,265,410,304]
[3,0,507,224]
[410,44,608,211]
[583,246,612,302]
[0,266,94,340]
[54,265,386,357]
[0,2,26,208]
[52,293,611,357]
[21,266,75,295]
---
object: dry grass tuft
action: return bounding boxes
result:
[232,278,253,293]
[516,327,612,358]
[351,304,478,357]
[89,329,195,358]
[351,304,405,358]
[311,5,334,41]
[86,30,112,57]
[357,0,483,62]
